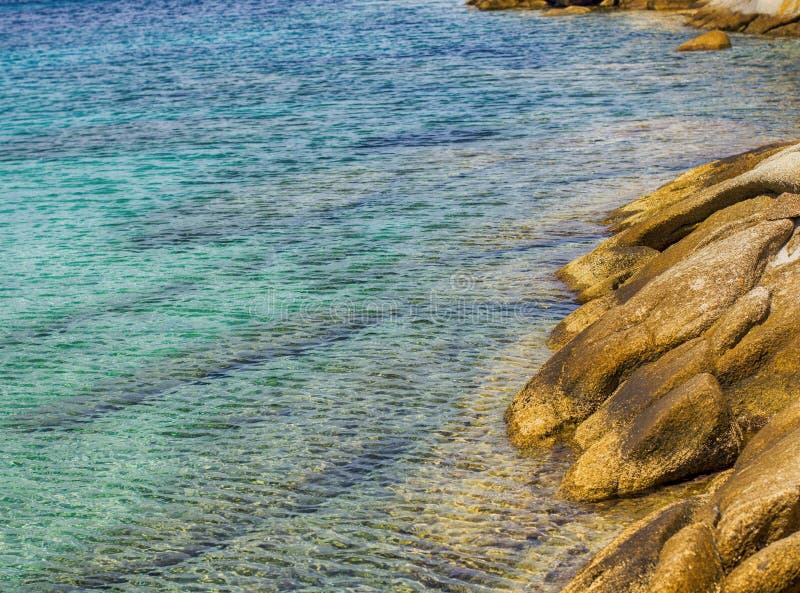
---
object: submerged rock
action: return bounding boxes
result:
[676,29,732,51]
[469,0,553,9]
[525,141,800,592]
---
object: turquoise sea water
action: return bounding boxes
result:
[2,1,800,591]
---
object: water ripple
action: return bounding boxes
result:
[2,0,800,592]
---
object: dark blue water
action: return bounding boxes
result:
[2,0,800,590]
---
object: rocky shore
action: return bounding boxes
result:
[508,142,800,592]
[468,0,800,37]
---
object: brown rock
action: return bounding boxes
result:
[648,523,723,593]
[744,13,800,35]
[768,20,800,36]
[559,396,800,593]
[476,0,521,9]
[559,499,700,593]
[506,220,792,448]
[544,5,593,15]
[549,142,800,593]
[649,0,698,9]
[561,373,741,501]
[558,245,659,295]
[614,194,773,305]
[573,338,712,450]
[713,425,800,569]
[736,399,800,466]
[607,146,800,254]
[547,293,617,351]
[606,143,790,232]
[677,30,732,51]
[722,531,800,593]
[715,254,800,415]
[708,287,771,356]
[687,7,756,32]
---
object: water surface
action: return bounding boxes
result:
[2,1,800,591]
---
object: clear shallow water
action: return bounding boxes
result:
[2,0,800,591]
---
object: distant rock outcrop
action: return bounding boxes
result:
[688,0,800,36]
[468,0,800,36]
[504,141,800,591]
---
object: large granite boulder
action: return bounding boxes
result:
[520,141,800,592]
[560,373,741,501]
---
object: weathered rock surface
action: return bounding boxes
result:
[676,29,732,50]
[506,218,792,448]
[559,498,701,593]
[559,398,800,592]
[467,0,549,9]
[560,373,741,501]
[525,141,800,592]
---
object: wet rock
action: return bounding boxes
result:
[517,141,800,592]
[677,30,732,51]
[561,373,741,501]
[559,499,700,593]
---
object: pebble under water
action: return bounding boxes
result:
[2,0,800,591]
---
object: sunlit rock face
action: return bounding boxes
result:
[515,141,800,592]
